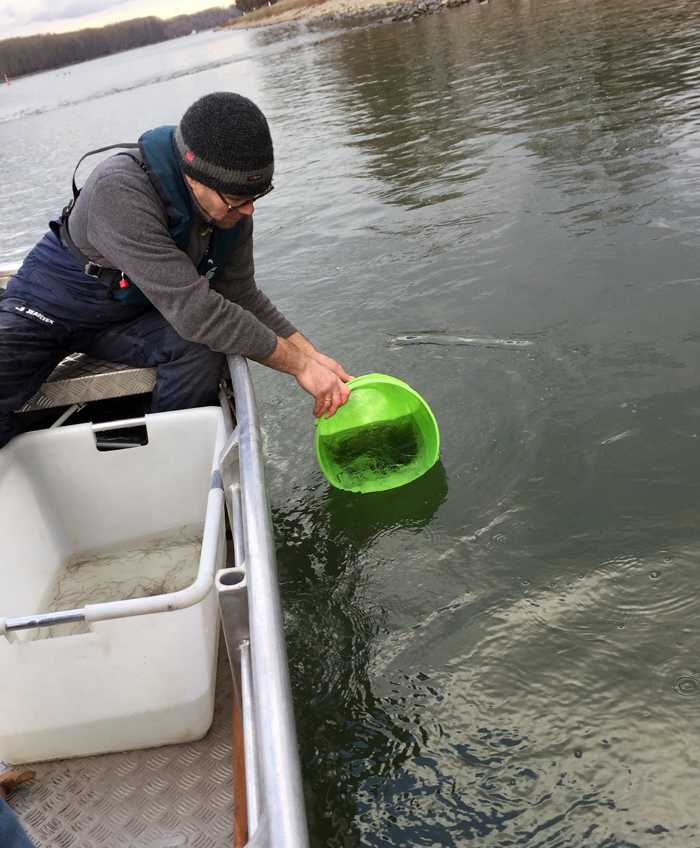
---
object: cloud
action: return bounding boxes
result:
[0,2,24,22]
[1,0,153,29]
[1,0,222,38]
[3,0,125,25]
[27,0,126,23]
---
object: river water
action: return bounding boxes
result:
[2,0,700,845]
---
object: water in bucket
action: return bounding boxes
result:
[320,413,421,488]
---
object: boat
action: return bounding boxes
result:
[0,271,310,848]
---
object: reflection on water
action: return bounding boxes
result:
[3,0,700,843]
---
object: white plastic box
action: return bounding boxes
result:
[0,407,226,764]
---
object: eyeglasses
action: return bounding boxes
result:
[216,184,274,213]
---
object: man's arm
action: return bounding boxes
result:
[285,331,352,383]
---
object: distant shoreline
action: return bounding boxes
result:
[0,6,241,82]
[225,0,479,30]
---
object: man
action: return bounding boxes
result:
[0,91,351,446]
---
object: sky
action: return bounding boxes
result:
[0,0,236,40]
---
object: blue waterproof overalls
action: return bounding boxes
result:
[0,797,34,848]
[0,127,240,448]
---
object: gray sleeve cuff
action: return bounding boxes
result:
[246,323,279,361]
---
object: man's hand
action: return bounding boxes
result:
[285,331,354,384]
[307,351,353,383]
[261,336,352,417]
[296,358,350,418]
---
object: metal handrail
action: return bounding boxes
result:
[217,355,310,848]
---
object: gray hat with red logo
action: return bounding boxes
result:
[174,91,274,196]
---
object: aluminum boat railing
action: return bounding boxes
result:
[217,355,310,848]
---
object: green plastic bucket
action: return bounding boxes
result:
[315,373,440,494]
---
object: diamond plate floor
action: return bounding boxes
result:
[9,641,234,848]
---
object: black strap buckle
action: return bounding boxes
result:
[84,261,103,278]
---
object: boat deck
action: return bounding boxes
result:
[8,647,235,848]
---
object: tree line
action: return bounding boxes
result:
[0,4,250,79]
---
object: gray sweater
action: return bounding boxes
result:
[68,152,296,361]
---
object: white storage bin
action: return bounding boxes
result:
[0,407,226,764]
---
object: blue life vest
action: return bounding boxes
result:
[138,125,242,280]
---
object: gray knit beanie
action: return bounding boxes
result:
[174,92,274,196]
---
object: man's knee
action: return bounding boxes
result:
[151,341,224,411]
[166,339,225,388]
[143,323,222,374]
[176,338,224,369]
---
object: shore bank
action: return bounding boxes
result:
[226,0,480,29]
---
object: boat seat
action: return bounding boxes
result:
[1,271,156,412]
[19,353,156,412]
